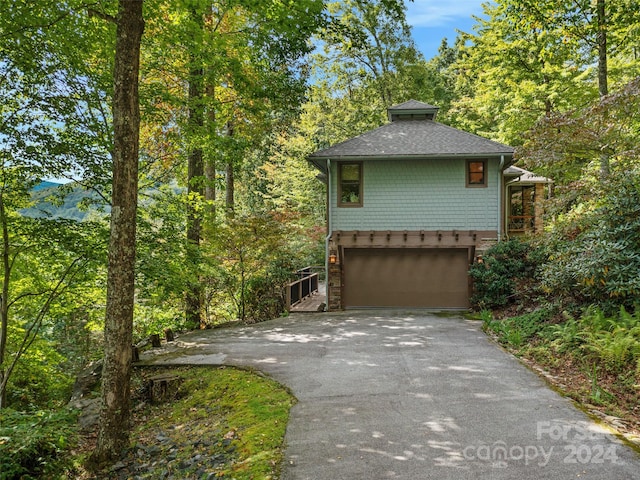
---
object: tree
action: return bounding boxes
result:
[143,0,326,325]
[450,0,593,145]
[206,214,297,322]
[521,77,640,198]
[0,1,113,409]
[0,166,101,407]
[92,0,144,465]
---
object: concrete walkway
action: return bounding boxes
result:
[141,311,640,479]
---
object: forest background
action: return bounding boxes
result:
[1,0,640,476]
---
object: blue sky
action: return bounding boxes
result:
[405,0,487,59]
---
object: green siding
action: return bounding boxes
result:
[330,158,500,231]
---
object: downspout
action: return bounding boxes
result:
[498,155,505,241]
[324,159,332,311]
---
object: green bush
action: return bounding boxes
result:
[5,327,74,411]
[540,174,640,313]
[469,239,539,309]
[0,408,78,480]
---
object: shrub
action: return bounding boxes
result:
[539,174,640,313]
[0,408,78,479]
[5,327,74,411]
[469,239,539,309]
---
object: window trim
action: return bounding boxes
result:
[338,161,363,207]
[466,159,488,188]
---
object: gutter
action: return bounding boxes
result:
[324,158,331,311]
[498,155,505,241]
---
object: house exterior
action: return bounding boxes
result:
[308,100,547,311]
[504,165,553,235]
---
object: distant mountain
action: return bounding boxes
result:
[32,180,63,192]
[21,182,106,221]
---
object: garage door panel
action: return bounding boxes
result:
[343,248,469,308]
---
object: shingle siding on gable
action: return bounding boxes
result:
[331,159,499,231]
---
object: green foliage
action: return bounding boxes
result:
[545,307,640,377]
[4,326,74,411]
[133,303,185,343]
[539,173,640,312]
[469,239,538,309]
[483,308,553,348]
[205,214,299,323]
[0,408,78,479]
[450,0,594,145]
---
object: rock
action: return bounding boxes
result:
[71,397,101,431]
[70,360,103,402]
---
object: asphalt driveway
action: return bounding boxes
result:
[142,311,640,479]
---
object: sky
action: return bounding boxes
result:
[405,0,487,59]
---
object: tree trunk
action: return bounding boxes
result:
[224,121,235,218]
[185,7,205,328]
[596,0,610,178]
[0,193,10,409]
[205,83,216,214]
[225,159,234,218]
[186,60,204,328]
[91,0,144,466]
[597,0,608,98]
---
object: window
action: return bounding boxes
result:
[466,159,487,187]
[338,162,363,207]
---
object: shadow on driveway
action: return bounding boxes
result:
[142,311,640,480]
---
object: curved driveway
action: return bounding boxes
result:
[143,311,640,479]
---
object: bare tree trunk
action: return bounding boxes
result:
[225,160,234,217]
[91,0,144,466]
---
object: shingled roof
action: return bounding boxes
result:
[309,100,514,171]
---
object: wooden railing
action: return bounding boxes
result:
[285,267,320,311]
[508,215,535,233]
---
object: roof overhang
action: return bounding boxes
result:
[308,153,515,175]
[504,165,553,185]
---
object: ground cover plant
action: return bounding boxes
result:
[1,366,295,479]
[482,307,640,442]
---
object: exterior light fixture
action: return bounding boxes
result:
[329,252,337,264]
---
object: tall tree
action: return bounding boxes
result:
[304,0,427,148]
[450,0,592,145]
[0,0,113,409]
[92,0,144,465]
[185,6,205,327]
[145,0,325,324]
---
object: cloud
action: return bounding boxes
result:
[405,1,485,27]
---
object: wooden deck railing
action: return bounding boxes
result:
[508,215,535,233]
[285,267,320,311]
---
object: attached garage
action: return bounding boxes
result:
[342,248,471,309]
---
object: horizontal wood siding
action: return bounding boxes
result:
[330,158,500,231]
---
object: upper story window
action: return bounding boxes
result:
[338,162,363,207]
[466,159,487,187]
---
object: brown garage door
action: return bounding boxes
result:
[343,248,470,308]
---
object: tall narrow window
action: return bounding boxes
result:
[466,159,487,187]
[338,162,363,207]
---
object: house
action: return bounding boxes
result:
[308,100,549,311]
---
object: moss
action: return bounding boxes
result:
[124,365,296,479]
